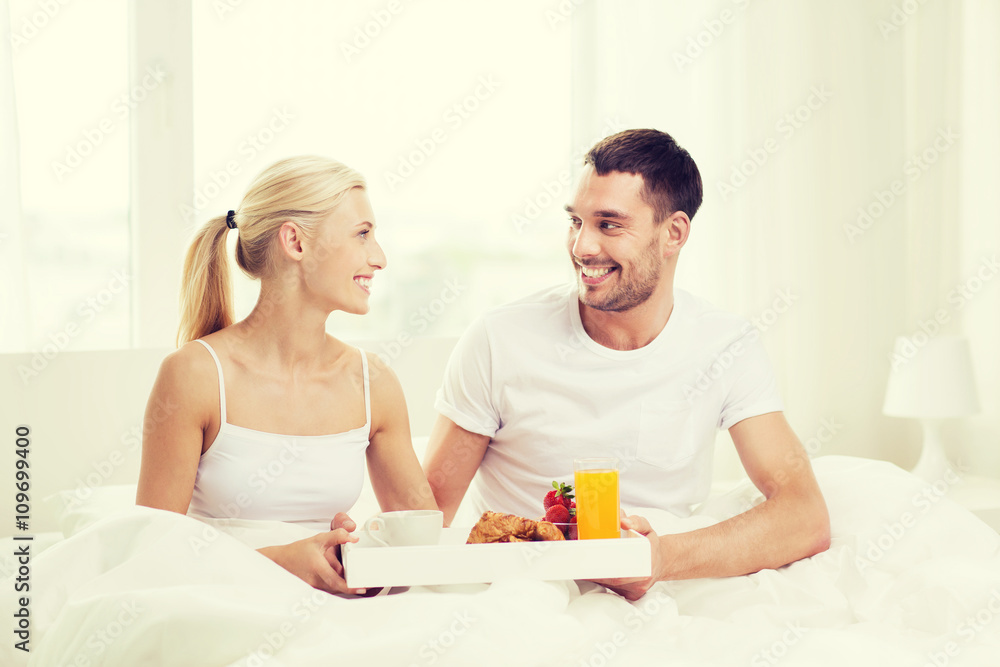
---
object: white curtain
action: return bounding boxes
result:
[0,0,27,353]
[954,0,1000,474]
[571,0,1000,474]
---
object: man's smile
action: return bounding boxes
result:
[578,264,618,285]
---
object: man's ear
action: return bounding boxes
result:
[661,211,690,258]
[277,221,305,261]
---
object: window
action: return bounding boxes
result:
[6,1,581,351]
[191,0,574,342]
[7,0,130,352]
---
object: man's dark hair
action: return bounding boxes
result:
[584,128,703,223]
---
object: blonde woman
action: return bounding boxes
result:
[136,156,435,595]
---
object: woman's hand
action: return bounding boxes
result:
[257,512,364,595]
[329,511,357,534]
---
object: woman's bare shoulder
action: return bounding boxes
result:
[164,339,217,373]
[359,348,406,416]
[152,339,220,402]
[139,340,220,450]
[323,336,403,401]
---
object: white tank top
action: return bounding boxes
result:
[187,339,371,525]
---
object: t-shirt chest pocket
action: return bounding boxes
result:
[637,399,697,470]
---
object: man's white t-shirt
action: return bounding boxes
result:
[434,284,784,520]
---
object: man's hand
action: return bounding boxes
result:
[595,414,831,587]
[591,514,664,601]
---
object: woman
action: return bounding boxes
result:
[136,155,436,595]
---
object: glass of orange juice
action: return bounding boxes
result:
[574,458,620,539]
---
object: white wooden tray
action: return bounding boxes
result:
[342,526,651,588]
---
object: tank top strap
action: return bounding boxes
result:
[195,339,227,425]
[360,348,371,430]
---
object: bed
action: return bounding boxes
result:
[2,341,999,666]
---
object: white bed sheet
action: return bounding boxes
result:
[5,456,1000,666]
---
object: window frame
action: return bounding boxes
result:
[129,0,194,348]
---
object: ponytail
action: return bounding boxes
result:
[175,155,366,347]
[177,215,234,346]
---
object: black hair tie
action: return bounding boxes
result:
[226,210,237,229]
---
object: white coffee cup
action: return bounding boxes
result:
[363,510,443,547]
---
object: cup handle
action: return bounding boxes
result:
[364,516,389,547]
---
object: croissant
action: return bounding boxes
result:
[466,511,565,544]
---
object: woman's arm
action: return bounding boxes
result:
[365,352,438,512]
[136,343,362,595]
[135,345,209,513]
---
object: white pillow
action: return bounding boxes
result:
[45,484,139,537]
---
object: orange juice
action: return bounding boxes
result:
[574,468,620,539]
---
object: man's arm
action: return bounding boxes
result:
[664,411,831,576]
[600,411,830,599]
[422,415,490,526]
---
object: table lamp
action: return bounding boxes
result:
[883,335,981,481]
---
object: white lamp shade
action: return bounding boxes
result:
[883,335,981,418]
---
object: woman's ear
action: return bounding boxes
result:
[662,211,690,258]
[277,221,305,260]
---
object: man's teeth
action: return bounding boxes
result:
[355,277,372,290]
[581,266,613,278]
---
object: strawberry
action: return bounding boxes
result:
[545,503,570,524]
[543,481,574,510]
[543,490,560,511]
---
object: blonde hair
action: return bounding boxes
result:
[177,155,366,346]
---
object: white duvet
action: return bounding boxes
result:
[5,456,1000,666]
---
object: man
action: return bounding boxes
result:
[423,129,830,600]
